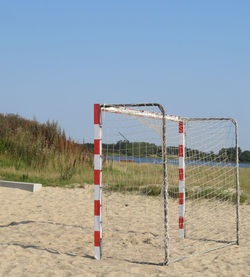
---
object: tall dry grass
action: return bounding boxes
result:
[0,113,92,185]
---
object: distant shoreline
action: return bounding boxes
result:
[106,155,250,168]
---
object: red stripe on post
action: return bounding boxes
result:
[94,231,100,246]
[179,168,184,180]
[94,200,100,216]
[94,104,100,124]
[94,139,100,154]
[179,145,184,157]
[179,121,184,133]
[179,217,184,229]
[94,170,100,185]
[179,192,184,205]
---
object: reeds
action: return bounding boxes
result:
[0,113,92,184]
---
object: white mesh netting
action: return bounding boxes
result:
[99,105,238,264]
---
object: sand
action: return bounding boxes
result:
[0,185,249,277]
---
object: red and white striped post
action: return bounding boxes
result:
[179,121,185,238]
[94,104,102,259]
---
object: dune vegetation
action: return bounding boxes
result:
[0,113,249,204]
[0,113,92,187]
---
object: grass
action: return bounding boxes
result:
[0,113,92,187]
[0,158,93,187]
[239,168,250,204]
[1,157,248,204]
[0,113,249,204]
[1,153,249,204]
[102,161,250,204]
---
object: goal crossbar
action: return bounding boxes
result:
[101,105,237,124]
[101,105,181,122]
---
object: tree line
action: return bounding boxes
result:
[86,140,250,163]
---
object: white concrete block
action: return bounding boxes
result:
[0,180,42,192]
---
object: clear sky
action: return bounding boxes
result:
[0,1,249,150]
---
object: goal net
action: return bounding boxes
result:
[93,103,239,265]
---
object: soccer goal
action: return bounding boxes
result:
[93,103,240,265]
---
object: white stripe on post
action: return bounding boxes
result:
[179,121,185,238]
[94,104,102,260]
[94,155,102,170]
[94,124,102,140]
[94,185,101,200]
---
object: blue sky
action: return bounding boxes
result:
[0,1,249,149]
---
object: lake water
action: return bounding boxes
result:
[107,156,250,168]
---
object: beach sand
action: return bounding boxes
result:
[0,185,249,277]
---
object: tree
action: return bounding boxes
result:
[218,147,242,162]
[240,151,250,163]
